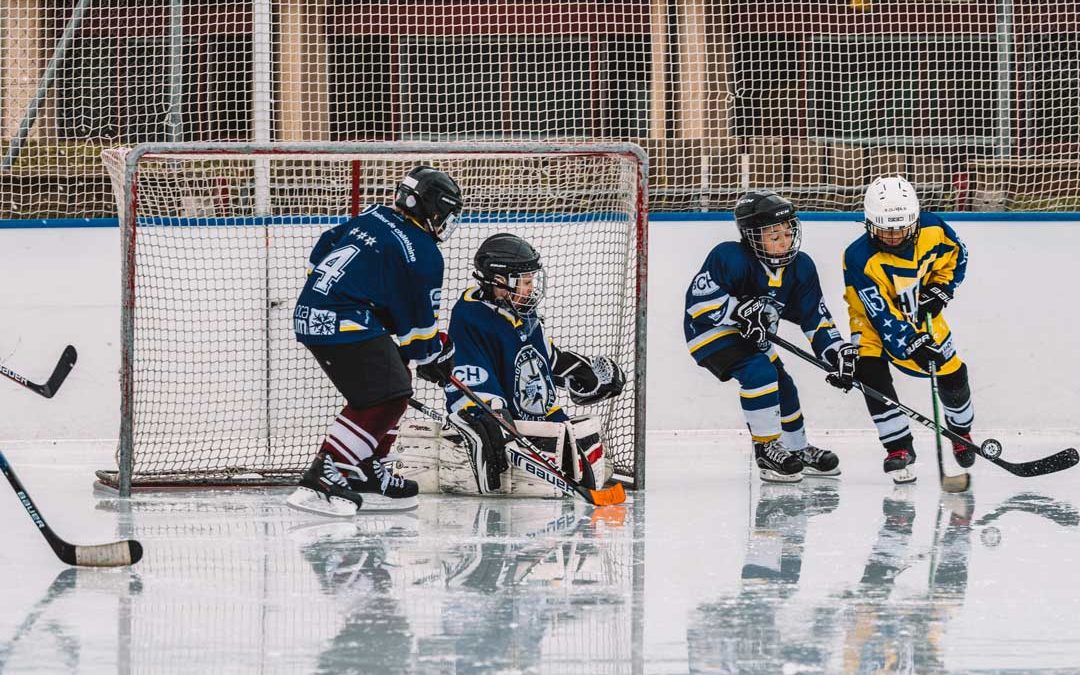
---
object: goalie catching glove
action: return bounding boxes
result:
[551,348,626,406]
[447,401,512,494]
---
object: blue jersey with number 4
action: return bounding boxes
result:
[294,205,444,365]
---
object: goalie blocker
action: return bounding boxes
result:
[389,414,612,498]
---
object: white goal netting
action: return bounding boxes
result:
[99,142,647,492]
[0,2,1078,217]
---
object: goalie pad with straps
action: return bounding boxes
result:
[551,348,626,406]
[391,415,610,497]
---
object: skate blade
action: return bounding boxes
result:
[286,487,359,517]
[803,467,841,478]
[759,468,803,484]
[357,493,419,512]
[889,468,917,484]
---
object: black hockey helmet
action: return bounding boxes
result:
[394,165,464,241]
[734,189,802,268]
[473,233,545,315]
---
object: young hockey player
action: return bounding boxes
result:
[287,166,463,516]
[683,190,857,483]
[844,176,976,484]
[442,233,626,495]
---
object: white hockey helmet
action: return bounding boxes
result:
[864,176,920,254]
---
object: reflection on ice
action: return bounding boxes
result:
[688,483,1079,674]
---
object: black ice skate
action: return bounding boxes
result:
[883,448,917,484]
[286,453,365,517]
[754,439,803,483]
[951,432,977,469]
[345,456,420,511]
[795,444,841,477]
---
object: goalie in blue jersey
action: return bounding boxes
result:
[439,233,627,496]
[287,166,462,517]
[683,190,857,483]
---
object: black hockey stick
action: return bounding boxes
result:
[926,315,971,493]
[0,345,77,398]
[427,376,625,506]
[769,334,1080,479]
[1,451,142,567]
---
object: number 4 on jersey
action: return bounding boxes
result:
[312,245,359,295]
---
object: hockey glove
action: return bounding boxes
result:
[447,403,513,494]
[904,332,948,372]
[918,283,952,319]
[824,342,859,392]
[416,332,455,386]
[553,348,627,405]
[733,296,780,350]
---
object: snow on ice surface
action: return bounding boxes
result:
[3,433,1080,674]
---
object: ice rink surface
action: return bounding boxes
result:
[3,431,1080,674]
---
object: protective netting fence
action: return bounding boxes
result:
[2,1,1079,217]
[100,143,646,489]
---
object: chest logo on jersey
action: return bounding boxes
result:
[452,365,488,388]
[514,345,555,417]
[690,271,721,297]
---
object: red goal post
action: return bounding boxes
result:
[98,142,648,496]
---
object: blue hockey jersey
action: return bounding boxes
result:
[294,205,444,365]
[683,241,843,363]
[446,287,569,423]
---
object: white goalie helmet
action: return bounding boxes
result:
[864,176,920,254]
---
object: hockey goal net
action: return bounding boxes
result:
[97,142,647,495]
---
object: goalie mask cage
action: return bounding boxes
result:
[97,142,647,496]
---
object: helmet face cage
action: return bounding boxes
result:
[866,216,919,254]
[504,267,546,315]
[742,216,802,268]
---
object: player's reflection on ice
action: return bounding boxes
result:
[291,498,632,674]
[687,481,840,673]
[687,484,998,674]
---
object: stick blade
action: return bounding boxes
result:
[941,472,971,493]
[71,539,143,567]
[41,345,78,397]
[588,482,626,506]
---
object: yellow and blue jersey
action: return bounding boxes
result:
[843,213,968,376]
[294,204,444,366]
[683,241,844,364]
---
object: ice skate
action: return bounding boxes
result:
[344,456,420,511]
[951,432,977,468]
[883,448,917,484]
[286,453,364,517]
[754,439,803,483]
[795,444,841,477]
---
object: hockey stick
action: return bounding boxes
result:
[406,396,599,494]
[768,334,1080,478]
[0,345,77,398]
[418,378,626,506]
[1,451,143,567]
[926,315,970,493]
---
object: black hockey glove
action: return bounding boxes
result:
[904,332,948,372]
[824,342,859,392]
[416,332,455,386]
[919,283,952,319]
[733,296,780,350]
[447,404,513,493]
